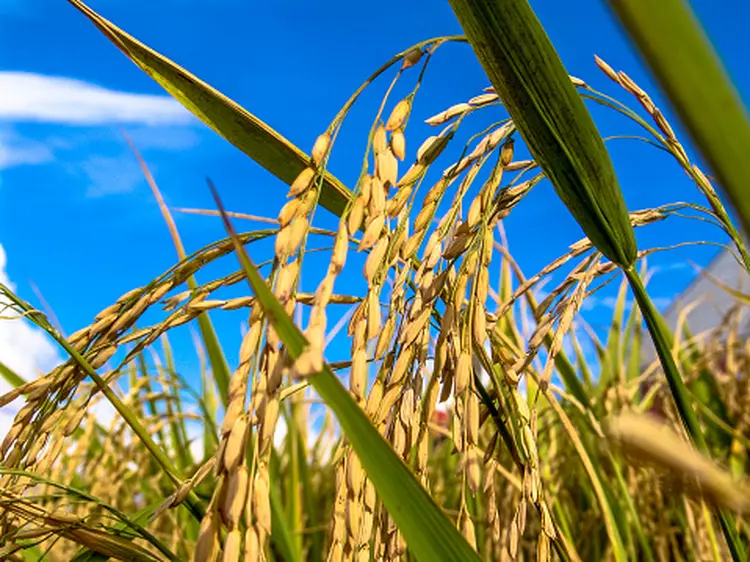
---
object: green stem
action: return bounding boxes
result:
[624,267,705,447]
[624,266,744,561]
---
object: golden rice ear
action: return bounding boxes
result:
[449,0,637,268]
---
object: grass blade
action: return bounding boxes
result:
[159,335,195,470]
[0,360,26,388]
[127,134,232,406]
[68,0,354,218]
[269,449,303,562]
[603,275,629,386]
[294,408,325,562]
[547,398,628,561]
[607,453,656,562]
[135,350,169,452]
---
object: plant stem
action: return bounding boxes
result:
[624,266,744,561]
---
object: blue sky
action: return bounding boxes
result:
[0,0,748,402]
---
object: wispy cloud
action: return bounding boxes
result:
[0,129,53,169]
[81,154,145,197]
[0,72,192,126]
[0,73,201,193]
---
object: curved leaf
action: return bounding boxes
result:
[447,0,637,268]
[68,0,353,218]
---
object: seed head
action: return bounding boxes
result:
[331,222,349,272]
[277,198,299,227]
[195,511,220,562]
[385,99,411,132]
[358,214,385,251]
[401,48,423,70]
[347,196,366,235]
[244,528,259,561]
[396,163,425,189]
[425,103,471,126]
[469,92,499,106]
[373,124,388,155]
[253,465,272,535]
[364,236,389,285]
[288,167,315,197]
[416,135,450,165]
[500,138,515,167]
[376,150,399,188]
[221,466,250,528]
[312,133,331,166]
[455,351,472,396]
[222,529,242,562]
[390,130,406,160]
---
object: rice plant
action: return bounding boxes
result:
[1,1,749,560]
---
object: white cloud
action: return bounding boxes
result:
[0,129,53,169]
[0,72,192,126]
[0,244,62,380]
[0,243,63,437]
[82,155,145,196]
[0,74,200,195]
[124,126,201,152]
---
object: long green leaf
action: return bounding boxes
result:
[448,0,637,268]
[608,453,655,562]
[0,360,26,388]
[606,0,750,237]
[547,399,628,561]
[269,448,303,562]
[199,340,220,462]
[604,275,629,386]
[296,422,325,562]
[135,349,170,455]
[160,335,195,470]
[209,182,480,562]
[68,0,354,218]
[285,402,303,558]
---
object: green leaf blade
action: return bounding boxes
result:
[447,0,637,268]
[68,0,354,218]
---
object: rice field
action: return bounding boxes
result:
[1,1,749,561]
